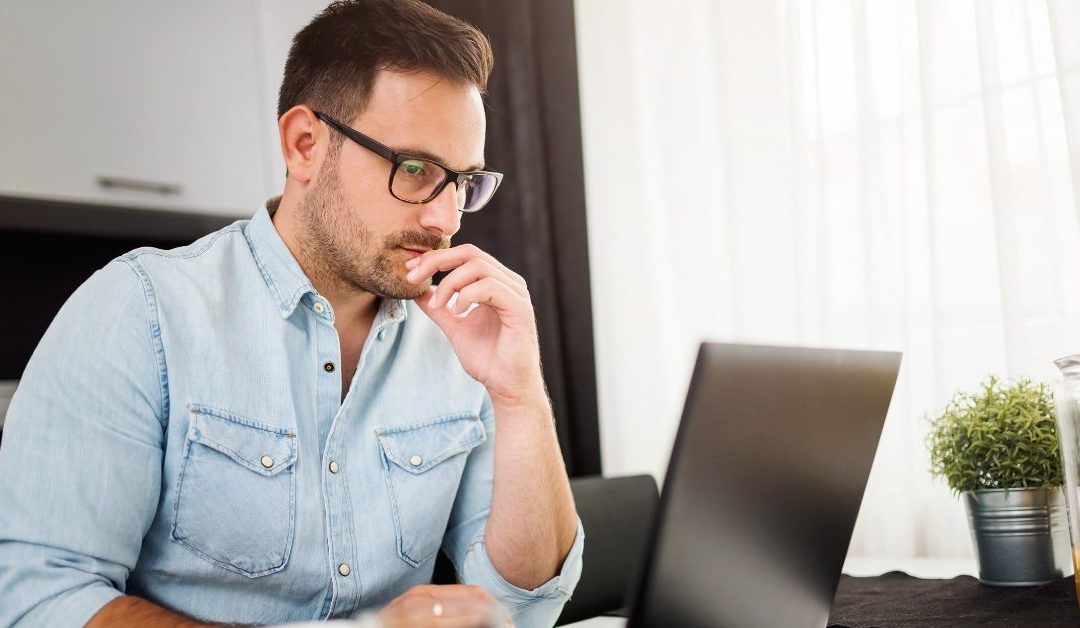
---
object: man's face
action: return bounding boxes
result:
[299,69,487,300]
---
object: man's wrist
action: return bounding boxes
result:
[487,380,550,414]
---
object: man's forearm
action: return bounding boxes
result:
[483,392,579,590]
[86,595,210,628]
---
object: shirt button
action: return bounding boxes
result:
[260,455,274,468]
[328,461,340,474]
[338,563,351,577]
[409,454,423,467]
[313,302,326,314]
[324,362,336,373]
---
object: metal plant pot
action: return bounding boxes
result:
[964,487,1072,586]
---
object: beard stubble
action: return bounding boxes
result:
[297,146,449,300]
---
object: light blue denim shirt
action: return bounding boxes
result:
[0,205,583,627]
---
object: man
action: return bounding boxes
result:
[0,1,583,626]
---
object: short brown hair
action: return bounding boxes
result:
[277,0,494,125]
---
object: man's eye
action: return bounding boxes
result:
[401,160,426,176]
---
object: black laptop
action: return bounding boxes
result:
[616,343,901,628]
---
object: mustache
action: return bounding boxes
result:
[384,230,450,251]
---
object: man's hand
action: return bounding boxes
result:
[408,244,579,591]
[377,584,513,628]
[407,245,544,406]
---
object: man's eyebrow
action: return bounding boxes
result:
[396,145,486,172]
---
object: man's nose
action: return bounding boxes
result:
[418,181,462,238]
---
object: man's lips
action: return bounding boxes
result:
[399,246,430,260]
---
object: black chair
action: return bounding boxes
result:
[431,474,660,625]
[556,474,659,625]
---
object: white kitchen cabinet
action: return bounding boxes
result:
[0,2,271,217]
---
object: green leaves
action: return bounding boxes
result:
[927,375,1063,494]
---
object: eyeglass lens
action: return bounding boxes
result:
[391,158,498,211]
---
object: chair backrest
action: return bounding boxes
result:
[556,474,660,626]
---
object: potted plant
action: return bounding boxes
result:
[928,375,1072,585]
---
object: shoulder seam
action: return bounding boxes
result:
[114,257,169,429]
[119,224,242,263]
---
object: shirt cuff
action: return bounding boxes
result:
[31,582,123,627]
[464,517,584,610]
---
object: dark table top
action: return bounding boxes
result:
[828,571,1080,627]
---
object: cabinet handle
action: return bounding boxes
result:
[96,176,182,196]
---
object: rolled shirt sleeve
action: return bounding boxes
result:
[0,259,166,626]
[461,518,584,628]
[443,396,585,628]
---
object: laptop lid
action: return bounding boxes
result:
[627,343,901,628]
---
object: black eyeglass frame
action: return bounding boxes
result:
[314,111,503,213]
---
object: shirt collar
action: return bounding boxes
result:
[374,296,409,334]
[244,199,410,327]
[244,200,315,318]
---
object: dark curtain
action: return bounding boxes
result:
[425,0,602,476]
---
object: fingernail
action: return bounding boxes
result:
[407,268,421,282]
[405,257,419,270]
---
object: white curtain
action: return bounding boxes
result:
[575,0,1080,560]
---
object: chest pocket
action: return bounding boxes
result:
[172,404,298,578]
[376,414,487,567]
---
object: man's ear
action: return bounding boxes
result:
[278,106,322,185]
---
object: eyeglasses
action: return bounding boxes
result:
[314,111,503,213]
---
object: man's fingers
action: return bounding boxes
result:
[406,244,527,292]
[448,278,522,317]
[400,584,494,602]
[405,244,482,283]
[378,584,507,628]
[435,584,497,603]
[429,259,527,308]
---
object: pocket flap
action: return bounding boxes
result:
[376,414,486,475]
[188,404,297,476]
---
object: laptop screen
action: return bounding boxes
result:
[628,343,901,628]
